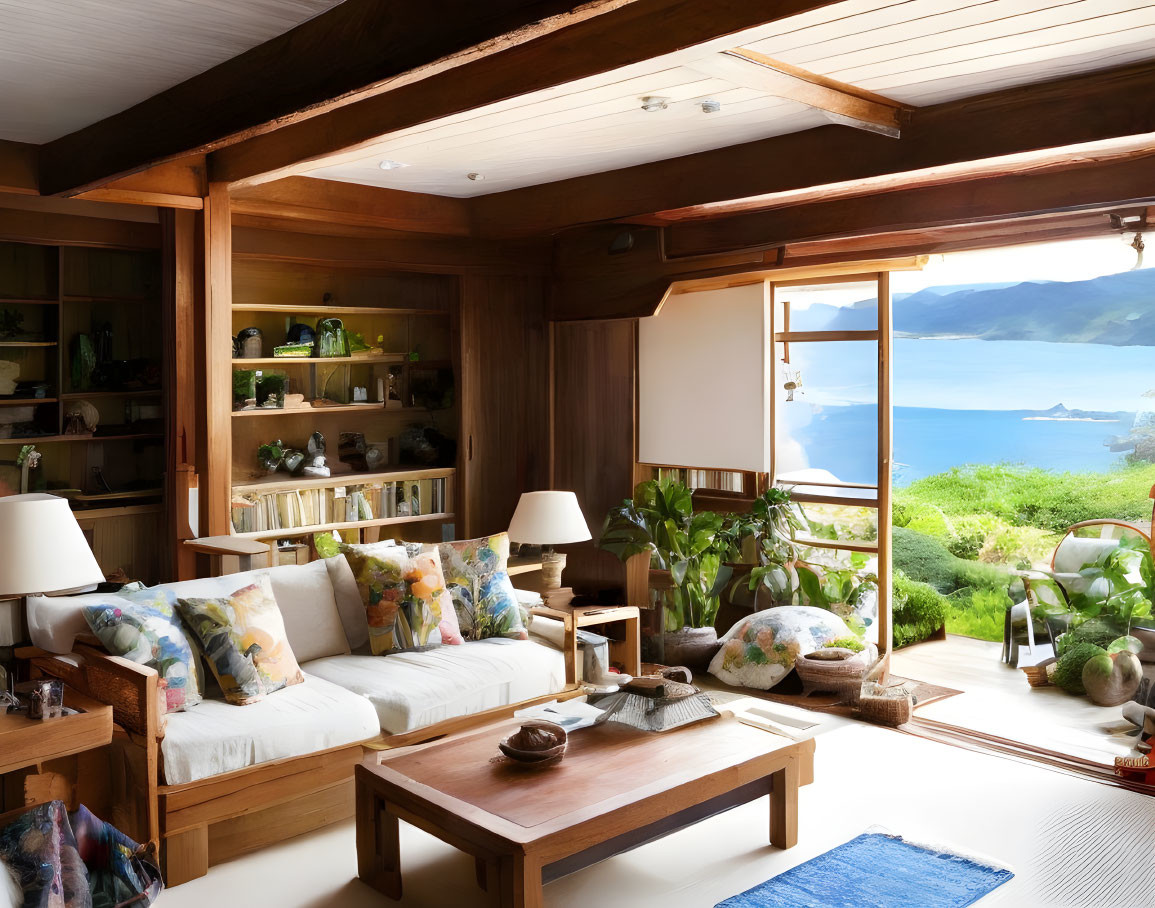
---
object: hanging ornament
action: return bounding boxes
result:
[782,363,803,402]
[1130,231,1145,271]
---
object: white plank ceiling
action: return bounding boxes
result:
[0,0,343,144]
[305,0,1155,197]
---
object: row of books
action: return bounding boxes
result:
[230,477,450,534]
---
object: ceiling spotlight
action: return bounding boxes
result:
[700,99,722,114]
[640,96,669,112]
[378,159,409,170]
[467,172,485,181]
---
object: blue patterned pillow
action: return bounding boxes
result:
[83,588,204,712]
[434,533,527,640]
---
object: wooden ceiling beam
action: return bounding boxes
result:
[553,151,1155,320]
[474,59,1155,238]
[664,148,1155,258]
[230,177,472,237]
[37,0,847,196]
[74,157,207,210]
[688,48,908,137]
[207,0,851,189]
[0,140,39,195]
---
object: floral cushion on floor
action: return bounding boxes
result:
[83,587,204,713]
[709,605,855,691]
[336,542,457,655]
[433,533,528,640]
[177,576,304,705]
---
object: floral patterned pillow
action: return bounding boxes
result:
[83,587,204,713]
[177,576,304,705]
[338,543,456,655]
[708,605,854,691]
[434,533,528,641]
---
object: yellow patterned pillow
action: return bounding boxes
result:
[339,543,450,655]
[177,576,304,705]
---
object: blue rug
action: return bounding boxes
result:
[716,832,1013,907]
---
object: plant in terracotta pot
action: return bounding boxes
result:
[599,478,732,669]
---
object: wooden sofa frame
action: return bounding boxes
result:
[21,539,586,886]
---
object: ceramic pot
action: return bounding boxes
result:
[662,626,720,673]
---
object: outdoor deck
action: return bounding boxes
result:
[892,634,1142,765]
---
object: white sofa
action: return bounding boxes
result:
[28,555,567,785]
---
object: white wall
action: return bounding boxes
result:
[638,282,771,472]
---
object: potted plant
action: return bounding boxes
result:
[599,478,731,669]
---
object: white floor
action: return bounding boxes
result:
[160,721,1155,908]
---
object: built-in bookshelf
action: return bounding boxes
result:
[0,238,166,582]
[0,241,164,499]
[228,251,459,547]
[230,467,454,538]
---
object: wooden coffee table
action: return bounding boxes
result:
[356,715,814,907]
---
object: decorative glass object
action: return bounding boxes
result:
[316,362,350,404]
[316,318,349,358]
[233,369,258,410]
[255,370,287,409]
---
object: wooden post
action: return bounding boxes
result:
[161,208,199,580]
[202,184,232,536]
[876,271,893,678]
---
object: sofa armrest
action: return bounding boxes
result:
[22,644,161,741]
[184,535,270,575]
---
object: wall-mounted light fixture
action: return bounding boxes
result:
[700,99,722,113]
[640,96,669,112]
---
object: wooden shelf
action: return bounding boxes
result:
[232,304,447,317]
[65,488,163,502]
[508,556,545,576]
[232,355,407,366]
[0,433,163,444]
[0,341,56,347]
[0,397,55,406]
[233,466,455,493]
[62,295,155,304]
[61,389,162,399]
[0,298,57,305]
[233,512,453,539]
[231,404,424,417]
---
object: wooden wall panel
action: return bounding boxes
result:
[551,319,636,595]
[459,274,550,538]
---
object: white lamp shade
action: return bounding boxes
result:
[0,493,104,595]
[508,491,592,545]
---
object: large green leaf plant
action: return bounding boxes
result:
[599,478,732,630]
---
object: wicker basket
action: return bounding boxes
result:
[857,683,914,727]
[1021,664,1050,688]
[794,649,870,703]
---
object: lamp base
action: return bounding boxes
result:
[541,551,567,590]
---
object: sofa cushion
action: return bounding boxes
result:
[177,577,305,706]
[333,542,460,654]
[82,587,205,713]
[159,673,380,785]
[432,533,527,641]
[303,638,565,734]
[27,559,350,661]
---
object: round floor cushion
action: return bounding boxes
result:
[708,605,856,690]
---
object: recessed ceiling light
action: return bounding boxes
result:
[700,99,722,113]
[467,172,485,181]
[378,159,409,170]
[640,96,669,112]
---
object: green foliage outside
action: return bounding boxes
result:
[892,571,949,649]
[891,462,1155,642]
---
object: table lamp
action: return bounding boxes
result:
[0,494,104,649]
[508,491,591,606]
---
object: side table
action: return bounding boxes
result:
[530,605,640,686]
[0,686,114,807]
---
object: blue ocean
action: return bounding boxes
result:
[781,337,1151,486]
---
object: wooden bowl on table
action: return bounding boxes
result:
[498,720,568,768]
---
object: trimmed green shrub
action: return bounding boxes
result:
[893,571,948,649]
[1053,642,1107,695]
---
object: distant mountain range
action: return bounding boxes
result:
[792,268,1155,345]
